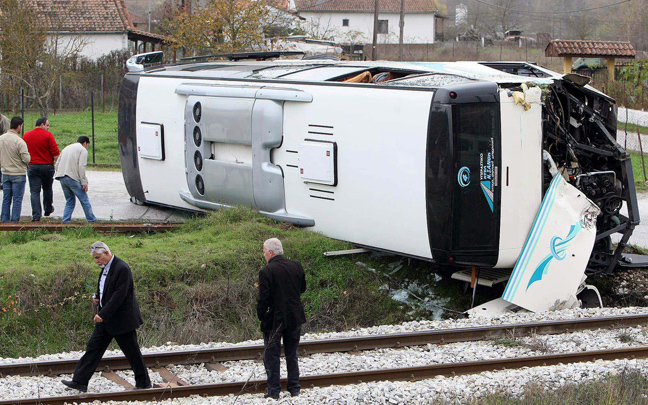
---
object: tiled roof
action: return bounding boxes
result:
[295,0,442,13]
[545,40,636,58]
[24,0,132,32]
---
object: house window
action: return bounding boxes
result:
[342,18,349,27]
[378,20,388,34]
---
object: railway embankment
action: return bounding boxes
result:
[0,208,414,359]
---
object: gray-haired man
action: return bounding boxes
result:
[62,241,150,392]
[257,238,307,399]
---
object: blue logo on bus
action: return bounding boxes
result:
[458,167,470,187]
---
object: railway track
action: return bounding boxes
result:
[2,313,647,404]
[0,222,182,233]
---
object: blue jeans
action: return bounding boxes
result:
[59,176,96,223]
[2,174,26,222]
[28,164,55,221]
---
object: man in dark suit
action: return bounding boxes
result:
[257,238,307,400]
[62,241,151,392]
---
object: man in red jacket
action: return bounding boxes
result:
[23,117,60,221]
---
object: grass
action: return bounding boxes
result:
[619,122,648,136]
[468,368,648,405]
[20,111,119,166]
[629,151,648,191]
[0,208,409,358]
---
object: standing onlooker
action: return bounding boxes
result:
[0,112,10,135]
[23,117,60,221]
[61,241,151,392]
[54,136,96,223]
[257,238,307,400]
[0,117,30,222]
[0,112,9,180]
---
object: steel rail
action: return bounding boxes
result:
[4,346,648,405]
[1,313,647,378]
[0,222,182,233]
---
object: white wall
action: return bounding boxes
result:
[50,33,128,60]
[300,11,436,44]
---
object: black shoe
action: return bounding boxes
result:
[31,218,40,222]
[44,207,54,217]
[289,390,300,397]
[62,379,87,392]
[133,384,152,390]
[264,392,280,400]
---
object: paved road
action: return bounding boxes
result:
[15,170,189,223]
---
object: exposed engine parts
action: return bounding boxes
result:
[542,79,639,274]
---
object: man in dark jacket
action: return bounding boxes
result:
[257,238,307,400]
[62,241,151,392]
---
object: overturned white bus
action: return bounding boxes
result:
[118,54,639,275]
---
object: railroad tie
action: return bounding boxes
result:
[101,370,135,389]
[152,367,188,386]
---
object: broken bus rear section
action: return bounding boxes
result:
[118,58,639,279]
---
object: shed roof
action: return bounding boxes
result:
[295,0,444,14]
[545,40,636,58]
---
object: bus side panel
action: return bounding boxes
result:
[496,88,543,268]
[135,76,199,210]
[276,85,434,260]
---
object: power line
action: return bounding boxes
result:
[471,0,631,14]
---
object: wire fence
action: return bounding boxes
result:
[7,92,119,167]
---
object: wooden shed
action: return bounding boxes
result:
[545,40,636,81]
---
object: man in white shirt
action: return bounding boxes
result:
[62,241,151,392]
[54,136,96,222]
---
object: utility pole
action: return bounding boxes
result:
[399,0,405,61]
[372,0,379,61]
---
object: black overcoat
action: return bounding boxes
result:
[95,256,144,336]
[257,255,307,332]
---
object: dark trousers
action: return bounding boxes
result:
[73,322,150,388]
[27,164,55,221]
[263,325,301,395]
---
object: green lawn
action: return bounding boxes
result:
[629,151,648,192]
[21,111,119,166]
[618,121,648,135]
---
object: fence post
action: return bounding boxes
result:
[20,88,24,135]
[91,92,95,164]
[637,126,648,183]
[59,75,62,111]
[101,74,105,113]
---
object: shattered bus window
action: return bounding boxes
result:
[382,74,474,87]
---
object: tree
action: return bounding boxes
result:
[303,15,338,41]
[565,11,597,40]
[0,0,85,115]
[479,0,522,36]
[164,0,271,56]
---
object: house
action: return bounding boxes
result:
[291,0,446,45]
[24,0,166,60]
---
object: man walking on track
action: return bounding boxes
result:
[62,241,151,392]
